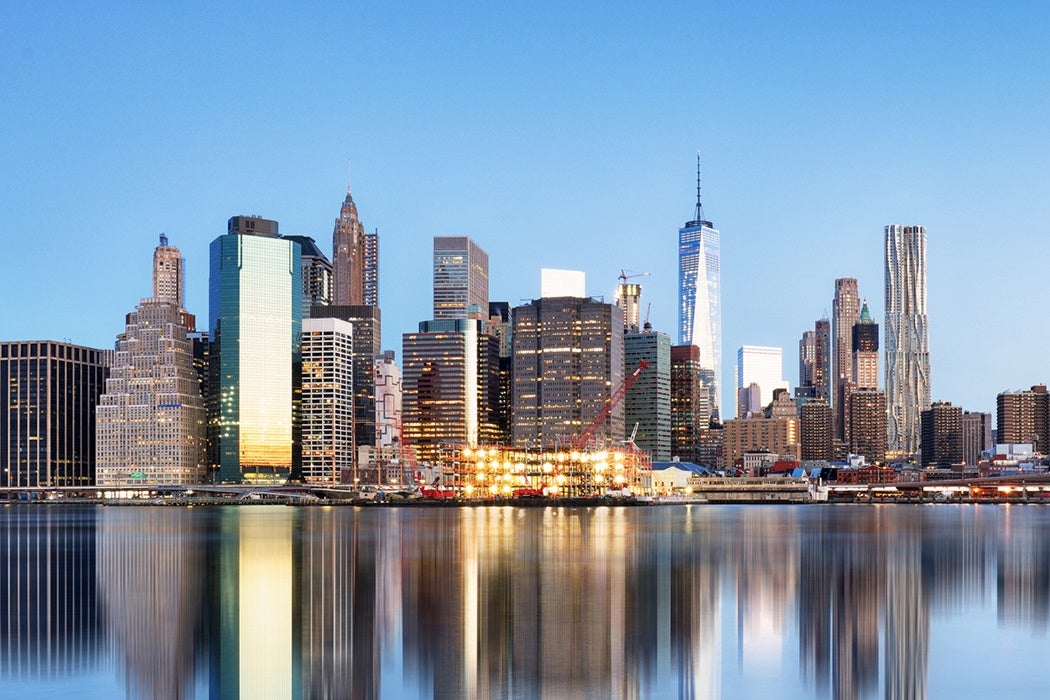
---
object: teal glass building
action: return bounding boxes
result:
[210,216,302,483]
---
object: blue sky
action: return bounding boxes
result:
[3,1,1049,415]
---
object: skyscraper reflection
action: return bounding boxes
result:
[96,507,204,700]
[7,504,1050,698]
[0,507,103,679]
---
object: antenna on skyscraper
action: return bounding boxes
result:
[695,150,704,223]
[347,159,352,193]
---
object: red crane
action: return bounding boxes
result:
[570,360,649,450]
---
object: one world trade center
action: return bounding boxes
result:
[678,153,721,420]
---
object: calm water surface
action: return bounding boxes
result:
[1,503,1047,699]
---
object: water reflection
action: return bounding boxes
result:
[3,504,1050,698]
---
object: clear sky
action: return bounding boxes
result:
[3,1,1049,415]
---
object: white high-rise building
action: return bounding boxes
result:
[736,346,789,417]
[885,225,931,457]
[375,350,402,451]
[97,236,205,486]
[678,154,721,420]
[300,317,355,483]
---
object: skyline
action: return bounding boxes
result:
[4,3,1050,415]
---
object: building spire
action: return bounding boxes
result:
[694,150,704,223]
[347,158,352,194]
[860,300,872,323]
[686,150,712,228]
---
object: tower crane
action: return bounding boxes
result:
[618,269,650,285]
[571,360,649,450]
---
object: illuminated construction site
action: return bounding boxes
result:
[438,444,652,499]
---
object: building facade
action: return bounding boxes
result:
[1,341,108,486]
[332,187,372,307]
[814,318,832,401]
[624,329,671,461]
[300,317,355,483]
[670,344,713,462]
[736,346,788,417]
[375,351,402,451]
[848,389,887,464]
[284,236,332,318]
[920,401,963,470]
[996,385,1050,452]
[401,319,500,464]
[97,300,205,486]
[677,155,721,420]
[512,296,625,449]
[832,278,860,404]
[961,411,993,466]
[884,224,931,457]
[723,414,800,467]
[800,399,833,461]
[210,216,301,483]
[97,235,206,486]
[799,330,816,389]
[433,236,489,320]
[310,305,382,457]
[852,302,879,390]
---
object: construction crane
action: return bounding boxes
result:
[618,269,650,285]
[571,360,649,450]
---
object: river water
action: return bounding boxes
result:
[1,503,1047,699]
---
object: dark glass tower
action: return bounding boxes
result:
[0,341,108,486]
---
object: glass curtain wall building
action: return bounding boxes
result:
[210,216,302,483]
[677,155,721,420]
[433,236,489,320]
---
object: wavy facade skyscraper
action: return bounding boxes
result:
[677,154,721,420]
[884,224,931,457]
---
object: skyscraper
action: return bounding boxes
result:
[152,233,184,306]
[736,346,788,417]
[97,236,206,486]
[332,187,373,307]
[433,236,489,320]
[300,317,354,484]
[799,330,816,389]
[401,319,500,464]
[996,385,1050,451]
[677,154,721,419]
[848,389,887,464]
[512,291,625,448]
[1,341,108,486]
[851,301,879,390]
[800,399,832,461]
[884,224,931,457]
[961,411,992,465]
[615,282,643,333]
[670,344,714,462]
[832,278,860,401]
[920,401,962,470]
[284,235,332,318]
[813,318,832,401]
[310,305,382,457]
[210,216,302,483]
[624,328,671,461]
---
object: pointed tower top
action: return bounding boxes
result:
[860,300,872,324]
[685,150,713,229]
[346,158,352,194]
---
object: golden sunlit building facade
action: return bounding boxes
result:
[210,216,301,483]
